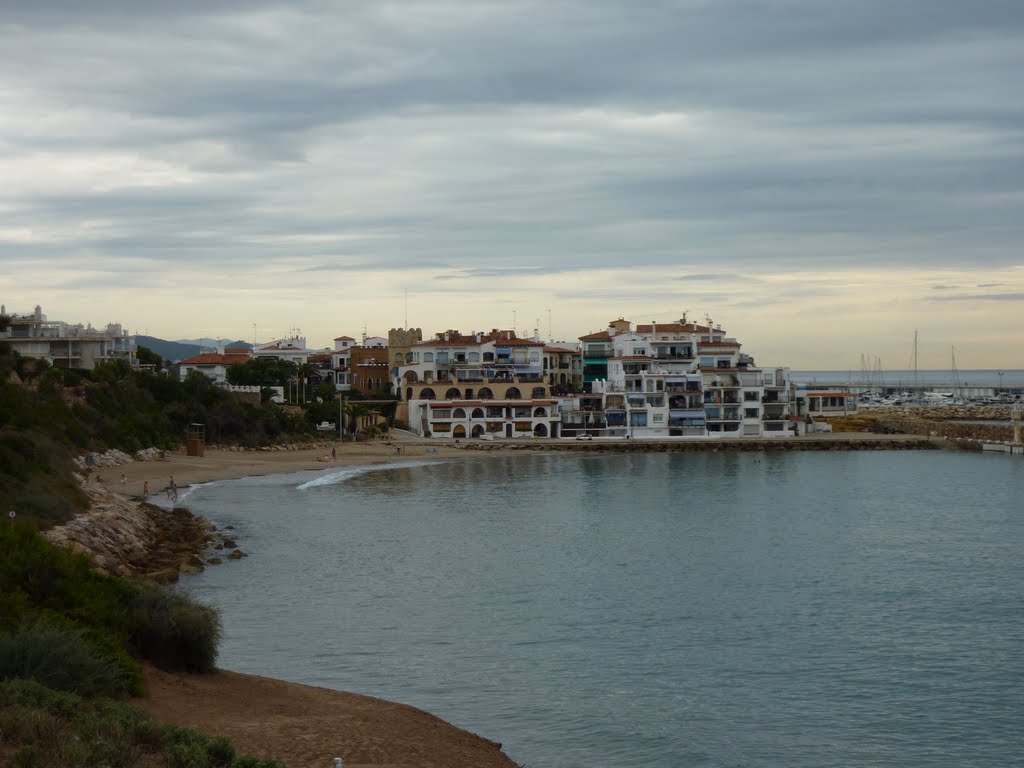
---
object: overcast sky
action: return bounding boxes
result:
[2,0,1022,368]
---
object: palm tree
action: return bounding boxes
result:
[342,401,370,438]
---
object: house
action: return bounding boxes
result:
[178,348,253,383]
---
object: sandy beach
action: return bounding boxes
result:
[108,440,473,500]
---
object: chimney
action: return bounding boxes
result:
[35,305,43,320]
[533,328,540,342]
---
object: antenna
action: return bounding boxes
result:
[547,308,552,341]
[404,288,408,328]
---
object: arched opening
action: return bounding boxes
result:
[421,388,436,400]
[506,387,522,399]
[405,387,413,401]
[471,407,485,418]
[472,424,484,438]
[453,408,466,419]
[531,387,546,399]
[533,423,548,437]
[559,373,566,385]
[445,387,461,400]
[453,425,467,438]
[478,387,494,400]
[533,407,547,418]
[403,370,419,383]
[505,423,513,438]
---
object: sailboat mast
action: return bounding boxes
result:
[913,330,919,401]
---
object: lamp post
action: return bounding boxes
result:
[998,371,1004,394]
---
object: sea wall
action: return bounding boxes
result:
[464,436,936,453]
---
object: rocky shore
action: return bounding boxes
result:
[43,477,241,584]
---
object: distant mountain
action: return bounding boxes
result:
[135,336,201,363]
[173,337,252,349]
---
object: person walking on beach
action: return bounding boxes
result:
[120,473,127,486]
[143,481,149,500]
[331,446,336,461]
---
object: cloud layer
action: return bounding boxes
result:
[2,1,1022,367]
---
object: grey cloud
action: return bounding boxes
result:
[1,0,1021,304]
[930,293,1024,302]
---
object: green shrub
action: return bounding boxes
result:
[0,618,130,697]
[169,739,211,768]
[0,678,80,715]
[207,735,237,767]
[131,589,222,673]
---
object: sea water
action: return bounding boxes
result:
[180,451,1024,768]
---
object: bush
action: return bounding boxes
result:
[0,618,131,697]
[131,589,222,673]
[207,735,237,767]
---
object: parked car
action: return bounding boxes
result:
[575,433,593,441]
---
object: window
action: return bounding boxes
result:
[529,351,539,362]
[468,352,479,362]
[420,388,436,400]
[453,408,466,419]
[471,407,484,418]
[478,387,494,400]
[394,352,404,364]
[506,387,522,399]
[630,412,648,427]
[423,352,434,362]
[633,347,646,355]
[437,352,449,364]
[653,413,664,423]
[700,357,714,367]
[445,387,461,399]
[531,387,546,398]
[432,408,452,419]
[744,391,760,401]
[744,408,759,418]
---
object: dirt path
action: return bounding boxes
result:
[134,666,519,768]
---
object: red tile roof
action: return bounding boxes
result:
[334,335,355,340]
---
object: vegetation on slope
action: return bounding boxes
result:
[0,521,285,767]
[0,344,314,526]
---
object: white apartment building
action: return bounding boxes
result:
[394,329,556,438]
[0,304,135,370]
[565,317,794,439]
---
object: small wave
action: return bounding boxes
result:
[295,459,445,490]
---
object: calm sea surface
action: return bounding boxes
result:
[180,451,1024,768]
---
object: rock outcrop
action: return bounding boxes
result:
[44,475,241,584]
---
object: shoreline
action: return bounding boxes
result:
[106,432,939,499]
